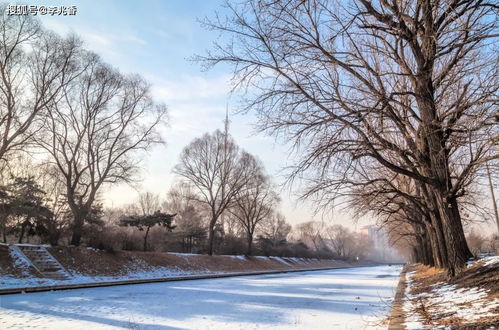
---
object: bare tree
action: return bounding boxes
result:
[39,53,167,246]
[138,191,161,216]
[258,211,291,246]
[229,162,279,255]
[294,221,326,252]
[173,130,253,255]
[200,0,498,275]
[164,184,207,253]
[0,9,82,161]
[325,225,355,259]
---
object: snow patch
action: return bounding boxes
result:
[169,252,199,257]
[269,256,292,265]
[0,260,214,290]
[482,256,499,267]
[8,247,33,276]
[231,255,247,260]
[403,271,425,330]
[403,269,499,329]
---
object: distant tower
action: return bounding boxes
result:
[220,104,231,236]
[223,103,231,138]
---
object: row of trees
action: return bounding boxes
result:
[198,0,498,275]
[0,7,363,260]
[0,7,166,246]
[0,146,372,260]
[88,188,373,260]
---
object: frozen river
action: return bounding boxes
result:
[0,265,402,329]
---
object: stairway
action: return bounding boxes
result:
[15,245,69,280]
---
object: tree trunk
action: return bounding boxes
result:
[143,226,151,251]
[48,225,60,246]
[414,235,424,263]
[1,214,6,243]
[207,217,216,255]
[18,221,26,244]
[70,212,86,246]
[414,64,471,275]
[419,230,434,266]
[412,246,419,263]
[434,193,473,276]
[420,185,449,269]
[246,231,253,256]
[424,221,444,268]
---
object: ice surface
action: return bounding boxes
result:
[0,265,401,329]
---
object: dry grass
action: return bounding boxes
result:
[404,260,499,329]
[407,264,447,296]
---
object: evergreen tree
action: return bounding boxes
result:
[120,211,176,251]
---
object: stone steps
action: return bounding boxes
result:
[15,245,70,281]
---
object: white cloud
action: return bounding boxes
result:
[151,74,233,102]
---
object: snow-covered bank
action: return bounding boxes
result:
[1,245,369,290]
[402,256,499,329]
[0,265,402,329]
[0,266,203,291]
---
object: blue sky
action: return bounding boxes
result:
[23,0,364,228]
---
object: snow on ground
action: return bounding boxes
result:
[268,256,293,266]
[0,265,401,329]
[403,262,499,329]
[466,255,499,268]
[0,265,216,290]
[7,248,32,277]
[483,256,499,267]
[402,271,426,330]
[1,248,343,290]
[0,267,210,290]
[225,255,247,261]
[1,248,215,289]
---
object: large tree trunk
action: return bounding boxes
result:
[424,223,442,268]
[207,217,216,255]
[413,235,424,264]
[246,231,253,256]
[18,221,27,244]
[420,184,449,269]
[47,222,60,246]
[70,212,86,246]
[413,209,435,266]
[434,192,473,276]
[0,214,6,243]
[419,229,434,266]
[411,34,472,273]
